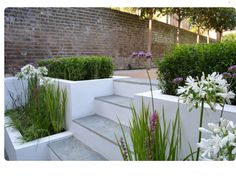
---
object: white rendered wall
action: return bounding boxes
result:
[5,116,72,160]
[134,90,236,159]
[4,77,27,111]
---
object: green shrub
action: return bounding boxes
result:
[38,56,114,81]
[222,33,236,43]
[156,41,236,104]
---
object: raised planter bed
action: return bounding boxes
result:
[134,90,236,159]
[4,76,126,160]
[5,115,72,160]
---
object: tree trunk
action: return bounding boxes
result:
[176,20,181,45]
[197,27,200,43]
[207,30,210,43]
[147,15,153,69]
[219,32,222,42]
[216,31,222,42]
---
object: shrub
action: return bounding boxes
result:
[38,56,114,81]
[156,41,236,104]
[222,33,236,43]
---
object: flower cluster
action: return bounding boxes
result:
[132,51,152,59]
[172,77,184,85]
[222,65,236,79]
[177,72,235,111]
[16,64,51,86]
[150,111,158,132]
[197,118,236,161]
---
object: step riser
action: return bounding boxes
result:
[48,148,61,161]
[94,100,132,127]
[114,81,157,98]
[71,122,123,160]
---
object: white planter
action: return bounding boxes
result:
[54,76,127,130]
[134,90,236,159]
[4,77,27,111]
[4,76,127,130]
[5,116,72,160]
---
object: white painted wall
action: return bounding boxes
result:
[134,90,236,159]
[114,81,158,98]
[4,77,27,111]
[54,77,126,126]
[5,116,73,160]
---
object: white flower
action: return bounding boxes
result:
[232,147,236,155]
[199,127,213,134]
[177,72,235,112]
[198,118,236,160]
[37,66,48,76]
[177,86,186,95]
[16,64,48,80]
[21,64,37,78]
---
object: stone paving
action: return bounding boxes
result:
[114,68,157,80]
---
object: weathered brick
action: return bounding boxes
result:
[5,7,214,74]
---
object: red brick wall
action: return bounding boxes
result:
[5,8,214,74]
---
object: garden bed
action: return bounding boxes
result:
[5,115,72,160]
[133,90,236,159]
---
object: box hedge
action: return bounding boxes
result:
[38,56,114,81]
[156,41,236,104]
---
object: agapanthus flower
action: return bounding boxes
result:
[37,66,48,76]
[223,72,232,79]
[131,52,138,58]
[228,65,236,72]
[232,73,236,79]
[172,77,184,85]
[145,52,152,59]
[138,51,146,57]
[16,64,50,86]
[19,64,37,79]
[177,72,235,111]
[198,118,236,160]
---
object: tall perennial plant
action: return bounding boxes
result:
[6,64,67,141]
[117,52,182,160]
[176,71,235,160]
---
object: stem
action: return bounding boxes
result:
[220,103,225,118]
[146,69,154,113]
[196,99,204,161]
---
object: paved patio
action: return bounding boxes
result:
[114,68,157,80]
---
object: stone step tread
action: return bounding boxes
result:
[48,136,106,161]
[73,114,133,150]
[114,78,159,86]
[95,95,133,108]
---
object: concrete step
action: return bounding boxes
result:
[48,136,106,161]
[113,78,159,98]
[94,95,133,126]
[72,114,132,160]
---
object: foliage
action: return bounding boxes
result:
[156,42,236,104]
[188,8,211,34]
[207,8,236,35]
[5,65,67,142]
[116,101,182,161]
[38,56,114,81]
[222,33,236,43]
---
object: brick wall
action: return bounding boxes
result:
[5,8,214,74]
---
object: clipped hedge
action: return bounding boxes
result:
[156,41,236,104]
[38,56,114,81]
